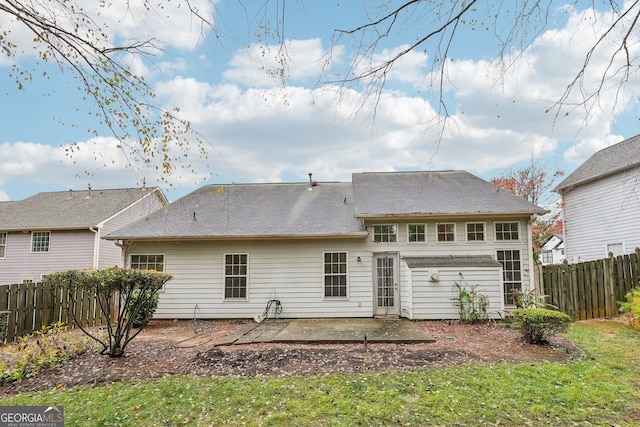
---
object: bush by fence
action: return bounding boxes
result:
[539,249,640,320]
[0,281,112,342]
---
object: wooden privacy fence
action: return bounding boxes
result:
[539,249,640,320]
[0,281,111,342]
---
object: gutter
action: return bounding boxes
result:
[103,231,370,242]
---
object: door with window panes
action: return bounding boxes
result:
[373,253,399,316]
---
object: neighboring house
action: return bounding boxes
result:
[106,171,546,320]
[540,235,565,265]
[554,135,640,262]
[0,187,167,285]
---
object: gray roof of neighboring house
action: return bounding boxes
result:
[404,255,502,268]
[106,182,368,240]
[106,170,547,241]
[0,187,166,230]
[352,170,547,217]
[554,134,640,194]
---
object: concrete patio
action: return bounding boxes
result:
[216,318,436,346]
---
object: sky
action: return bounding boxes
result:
[1,0,638,205]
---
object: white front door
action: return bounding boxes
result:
[373,253,399,316]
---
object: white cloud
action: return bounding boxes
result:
[222,39,339,87]
[0,0,214,67]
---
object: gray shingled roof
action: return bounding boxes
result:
[106,171,546,241]
[106,182,368,240]
[554,134,640,194]
[0,187,165,230]
[352,170,547,217]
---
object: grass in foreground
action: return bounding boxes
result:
[1,320,639,426]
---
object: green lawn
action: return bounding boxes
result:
[2,321,639,426]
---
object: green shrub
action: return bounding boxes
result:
[619,287,640,330]
[44,267,172,357]
[127,289,159,327]
[512,308,572,344]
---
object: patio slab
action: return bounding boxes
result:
[217,318,435,346]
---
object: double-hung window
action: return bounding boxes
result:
[324,252,347,298]
[436,223,455,242]
[373,225,397,243]
[225,254,248,299]
[466,223,485,241]
[31,231,50,253]
[495,222,519,241]
[0,232,6,258]
[408,224,426,242]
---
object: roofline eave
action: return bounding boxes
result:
[355,210,548,220]
[104,231,370,242]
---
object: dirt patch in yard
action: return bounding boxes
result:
[0,319,584,394]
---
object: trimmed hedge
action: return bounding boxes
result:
[512,308,572,344]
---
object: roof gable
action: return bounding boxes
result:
[554,134,640,193]
[0,187,165,230]
[352,170,547,217]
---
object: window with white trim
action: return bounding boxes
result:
[324,252,347,298]
[408,224,426,242]
[606,242,624,257]
[466,223,485,242]
[225,254,248,299]
[31,231,50,253]
[542,250,553,264]
[373,225,397,243]
[130,254,165,271]
[497,250,522,305]
[0,232,6,258]
[436,223,455,242]
[495,222,519,241]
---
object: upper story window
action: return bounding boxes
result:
[373,225,397,243]
[466,223,485,242]
[436,223,455,242]
[225,254,248,299]
[131,254,165,271]
[31,231,50,253]
[495,222,519,241]
[0,232,6,258]
[324,252,347,298]
[408,224,426,242]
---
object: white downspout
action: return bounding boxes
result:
[89,227,100,269]
[527,215,537,293]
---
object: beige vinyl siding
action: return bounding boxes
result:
[408,267,503,320]
[128,239,373,319]
[563,167,640,262]
[125,214,534,320]
[0,230,94,284]
[366,217,533,320]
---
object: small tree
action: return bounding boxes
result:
[44,267,172,357]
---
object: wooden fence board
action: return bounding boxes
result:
[0,281,112,343]
[542,251,640,320]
